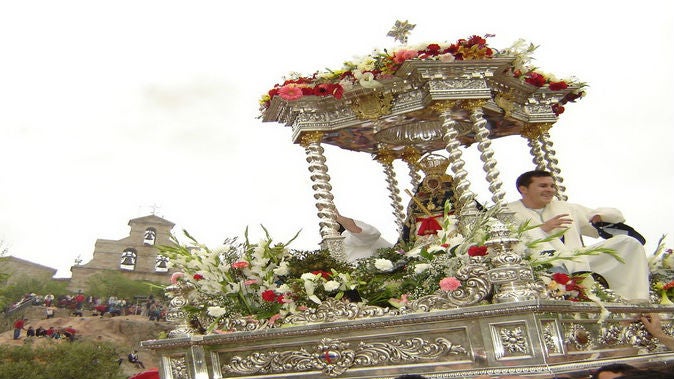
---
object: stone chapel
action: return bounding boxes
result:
[68,214,177,291]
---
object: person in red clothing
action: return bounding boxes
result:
[63,326,77,342]
[13,318,27,340]
[74,292,86,310]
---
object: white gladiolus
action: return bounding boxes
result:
[273,261,289,276]
[301,272,319,281]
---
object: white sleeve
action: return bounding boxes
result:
[342,220,382,246]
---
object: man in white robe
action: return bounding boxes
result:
[335,211,392,263]
[505,170,650,302]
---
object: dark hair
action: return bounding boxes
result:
[618,369,674,379]
[515,170,553,191]
[591,363,639,379]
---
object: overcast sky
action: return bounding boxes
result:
[1,1,672,278]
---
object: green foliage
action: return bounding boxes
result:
[1,276,68,305]
[0,341,125,379]
[286,249,353,278]
[85,271,165,301]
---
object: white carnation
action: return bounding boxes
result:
[414,264,431,274]
[374,258,394,272]
[207,306,227,318]
[323,280,341,292]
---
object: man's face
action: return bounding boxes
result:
[597,371,624,379]
[519,176,556,208]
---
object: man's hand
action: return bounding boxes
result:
[541,214,572,233]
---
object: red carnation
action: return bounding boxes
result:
[467,245,488,256]
[548,81,568,91]
[426,43,441,53]
[276,294,285,304]
[261,289,276,302]
[301,87,315,96]
[551,273,571,285]
[467,35,487,46]
[193,273,204,281]
[312,270,331,280]
[525,72,546,87]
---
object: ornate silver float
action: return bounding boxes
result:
[142,25,674,378]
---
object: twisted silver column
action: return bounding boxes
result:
[299,132,345,260]
[527,137,546,170]
[377,150,405,233]
[471,106,505,206]
[539,132,567,201]
[521,123,551,171]
[439,102,476,216]
[401,147,422,190]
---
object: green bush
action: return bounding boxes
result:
[0,341,125,379]
[85,271,165,301]
[1,276,68,306]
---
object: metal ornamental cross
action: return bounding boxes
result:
[387,20,416,44]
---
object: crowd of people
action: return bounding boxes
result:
[9,291,168,320]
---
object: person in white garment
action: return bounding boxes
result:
[505,170,650,302]
[335,211,393,263]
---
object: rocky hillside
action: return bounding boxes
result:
[1,305,174,377]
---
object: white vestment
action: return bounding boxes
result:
[342,220,393,263]
[506,200,650,301]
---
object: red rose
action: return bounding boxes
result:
[467,245,488,257]
[552,104,565,116]
[261,290,276,302]
[548,81,568,91]
[193,273,204,281]
[551,273,570,285]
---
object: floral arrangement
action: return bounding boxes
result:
[648,235,674,304]
[158,204,629,333]
[259,34,586,116]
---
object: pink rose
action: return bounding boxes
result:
[244,279,258,286]
[268,313,282,325]
[231,261,249,269]
[392,49,418,64]
[170,272,184,285]
[439,277,461,291]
